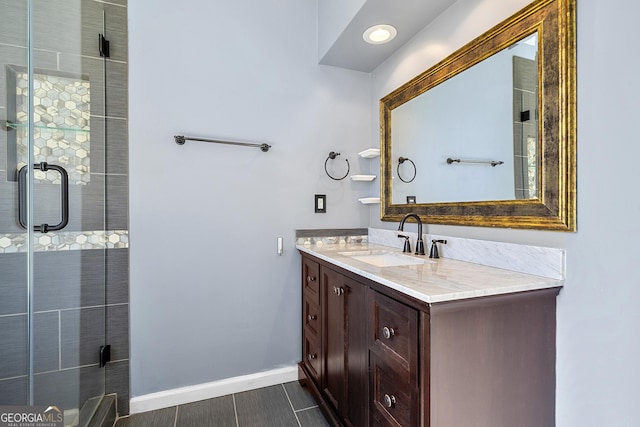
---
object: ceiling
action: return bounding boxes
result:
[319,0,459,72]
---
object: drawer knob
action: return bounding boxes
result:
[307,314,317,321]
[307,276,316,283]
[382,326,395,340]
[384,393,396,408]
[333,286,345,296]
[308,353,317,360]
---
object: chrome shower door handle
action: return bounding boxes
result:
[18,162,70,232]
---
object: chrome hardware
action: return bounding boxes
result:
[333,287,344,296]
[307,314,317,321]
[382,326,395,340]
[307,276,316,283]
[384,394,396,408]
[308,354,317,360]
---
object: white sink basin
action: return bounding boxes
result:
[338,250,429,267]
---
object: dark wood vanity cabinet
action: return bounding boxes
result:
[300,255,368,426]
[299,252,559,427]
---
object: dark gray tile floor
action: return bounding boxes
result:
[114,382,329,427]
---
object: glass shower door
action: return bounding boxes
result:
[1,1,110,424]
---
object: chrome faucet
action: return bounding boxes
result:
[397,213,425,255]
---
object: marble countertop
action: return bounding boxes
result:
[297,242,563,304]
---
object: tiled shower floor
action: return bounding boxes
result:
[114,381,329,427]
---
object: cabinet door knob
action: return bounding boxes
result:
[308,353,317,360]
[307,276,316,282]
[307,314,317,321]
[334,287,344,296]
[382,326,395,340]
[384,393,396,408]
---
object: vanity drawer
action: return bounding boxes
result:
[369,290,418,371]
[303,257,321,305]
[303,295,321,340]
[369,352,417,427]
[303,332,322,384]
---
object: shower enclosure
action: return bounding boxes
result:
[0,0,129,424]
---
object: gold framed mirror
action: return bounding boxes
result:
[380,0,576,231]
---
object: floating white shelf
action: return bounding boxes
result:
[358,197,380,204]
[350,175,376,181]
[358,148,380,159]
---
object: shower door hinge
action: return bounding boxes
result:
[99,34,110,58]
[99,344,111,368]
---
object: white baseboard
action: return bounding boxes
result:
[129,365,299,414]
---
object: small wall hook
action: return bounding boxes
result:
[429,239,447,259]
[325,151,350,180]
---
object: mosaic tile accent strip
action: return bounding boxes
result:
[295,234,368,246]
[0,230,128,254]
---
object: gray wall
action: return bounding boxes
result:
[128,0,371,397]
[369,0,640,425]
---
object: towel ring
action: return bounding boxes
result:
[397,157,416,183]
[325,151,350,181]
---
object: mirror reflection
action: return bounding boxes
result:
[391,33,538,205]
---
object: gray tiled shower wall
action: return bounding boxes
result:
[0,0,130,416]
[512,55,537,199]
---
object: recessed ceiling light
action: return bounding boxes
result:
[363,24,397,45]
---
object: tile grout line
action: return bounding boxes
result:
[294,406,320,413]
[232,393,239,427]
[173,405,179,427]
[58,310,62,370]
[281,384,302,427]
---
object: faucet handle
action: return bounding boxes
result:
[397,234,411,253]
[429,239,447,259]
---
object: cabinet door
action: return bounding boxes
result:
[322,266,346,413]
[322,266,368,427]
[345,277,367,427]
